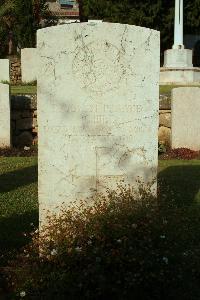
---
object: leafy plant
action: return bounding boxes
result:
[5,183,200,299]
[158,142,167,154]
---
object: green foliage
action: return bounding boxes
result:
[0,0,48,56]
[82,0,200,51]
[158,142,167,154]
[13,0,47,48]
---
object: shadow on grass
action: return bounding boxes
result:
[158,164,200,207]
[0,165,37,193]
[0,210,39,266]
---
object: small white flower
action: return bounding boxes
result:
[160,235,166,239]
[51,249,58,256]
[131,224,138,229]
[162,257,168,264]
[117,239,122,244]
[87,240,92,245]
[75,246,82,252]
[20,291,26,297]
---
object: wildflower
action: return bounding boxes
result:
[87,240,92,245]
[20,291,26,297]
[162,257,168,264]
[117,239,122,244]
[160,235,166,239]
[75,246,82,253]
[51,249,58,256]
[131,224,138,229]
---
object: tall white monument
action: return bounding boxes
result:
[173,0,184,49]
[160,0,200,83]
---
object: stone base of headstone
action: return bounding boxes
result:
[160,67,200,84]
[163,49,193,68]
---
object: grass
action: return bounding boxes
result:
[0,157,199,264]
[9,84,200,96]
[0,157,38,266]
[160,84,200,95]
[11,85,37,95]
[0,156,200,298]
[158,159,200,205]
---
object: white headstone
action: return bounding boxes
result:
[172,87,200,150]
[0,59,10,82]
[21,48,38,82]
[0,83,11,147]
[37,23,160,223]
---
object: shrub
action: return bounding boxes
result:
[5,185,200,300]
[161,147,200,160]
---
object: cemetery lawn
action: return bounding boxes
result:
[10,84,200,96]
[1,157,200,297]
[0,157,199,266]
[0,157,38,266]
[11,85,37,95]
[160,84,200,95]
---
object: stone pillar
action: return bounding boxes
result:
[173,0,184,49]
[0,84,11,148]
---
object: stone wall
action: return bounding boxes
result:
[10,57,21,85]
[159,94,171,146]
[11,95,37,146]
[11,94,171,147]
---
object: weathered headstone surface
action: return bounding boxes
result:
[171,87,200,150]
[0,83,11,147]
[37,23,160,223]
[21,48,38,82]
[0,59,10,82]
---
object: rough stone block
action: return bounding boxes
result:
[37,22,160,223]
[158,126,171,145]
[16,118,33,130]
[171,87,200,150]
[16,131,33,147]
[159,112,171,128]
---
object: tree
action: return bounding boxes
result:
[82,0,200,52]
[0,0,15,56]
[13,0,47,49]
[0,0,48,57]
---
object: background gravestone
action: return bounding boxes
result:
[0,83,11,147]
[21,48,38,82]
[37,22,160,224]
[171,87,200,150]
[0,59,10,82]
